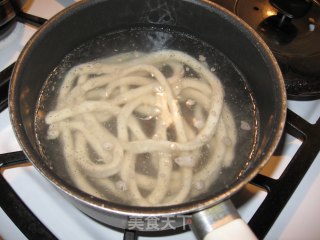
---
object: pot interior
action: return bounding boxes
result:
[10,0,285,217]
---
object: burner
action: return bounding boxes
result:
[209,0,320,99]
[234,0,320,99]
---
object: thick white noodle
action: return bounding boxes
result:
[45,50,238,206]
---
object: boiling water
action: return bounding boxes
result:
[35,27,259,206]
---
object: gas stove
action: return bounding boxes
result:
[0,1,319,239]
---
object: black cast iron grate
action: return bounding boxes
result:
[0,9,320,240]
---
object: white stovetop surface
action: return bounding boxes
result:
[0,1,319,239]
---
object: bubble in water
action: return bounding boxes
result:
[170,143,177,150]
[153,85,164,96]
[161,120,168,126]
[152,107,162,116]
[186,99,196,107]
[174,83,181,92]
[153,133,160,140]
[199,55,206,62]
[116,180,128,191]
[194,180,204,190]
[174,155,195,167]
[193,118,204,129]
[138,115,154,121]
[240,120,251,131]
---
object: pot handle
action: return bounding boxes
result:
[191,200,257,240]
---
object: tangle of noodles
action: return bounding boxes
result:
[45,50,237,206]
